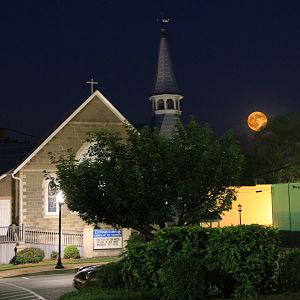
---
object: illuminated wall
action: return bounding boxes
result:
[272,183,300,231]
[220,185,273,227]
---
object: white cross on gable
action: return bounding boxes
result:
[86,78,99,94]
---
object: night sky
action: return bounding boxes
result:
[1,1,300,141]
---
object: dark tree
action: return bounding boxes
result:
[52,120,244,239]
[241,112,300,184]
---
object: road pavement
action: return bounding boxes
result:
[0,273,76,300]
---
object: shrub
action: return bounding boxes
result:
[15,247,45,264]
[123,225,279,298]
[160,255,205,300]
[96,262,124,289]
[64,245,80,259]
[50,251,58,260]
[279,248,300,291]
[123,226,210,291]
[154,226,210,257]
[123,238,160,291]
[205,225,279,298]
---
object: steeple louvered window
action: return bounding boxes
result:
[157,99,164,110]
[167,99,174,109]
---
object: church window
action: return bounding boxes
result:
[157,99,164,110]
[167,99,174,109]
[44,178,60,216]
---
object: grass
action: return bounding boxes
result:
[0,257,116,272]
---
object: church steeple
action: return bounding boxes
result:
[149,18,183,137]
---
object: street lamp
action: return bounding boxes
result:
[55,191,64,269]
[238,204,242,225]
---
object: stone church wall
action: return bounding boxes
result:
[20,96,127,232]
[0,176,11,199]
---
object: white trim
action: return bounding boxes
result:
[12,172,23,226]
[13,90,131,174]
[0,173,7,181]
[155,109,182,115]
[3,283,47,300]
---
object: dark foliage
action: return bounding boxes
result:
[241,112,300,184]
[96,262,124,289]
[160,256,205,300]
[123,225,280,299]
[53,120,243,239]
[279,248,300,291]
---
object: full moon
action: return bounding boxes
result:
[247,111,268,132]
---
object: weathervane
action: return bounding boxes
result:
[157,13,170,29]
[86,78,98,94]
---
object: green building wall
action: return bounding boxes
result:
[272,183,300,231]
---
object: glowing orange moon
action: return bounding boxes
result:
[247,111,268,132]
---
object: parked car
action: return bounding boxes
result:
[73,264,103,289]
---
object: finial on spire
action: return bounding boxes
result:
[157,14,170,36]
[161,17,170,27]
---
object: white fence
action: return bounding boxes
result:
[0,225,83,263]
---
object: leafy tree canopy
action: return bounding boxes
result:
[52,119,244,239]
[241,112,300,184]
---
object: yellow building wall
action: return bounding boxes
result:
[220,185,273,227]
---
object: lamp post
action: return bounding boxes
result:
[238,204,242,225]
[55,191,64,269]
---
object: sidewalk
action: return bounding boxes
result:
[0,262,107,279]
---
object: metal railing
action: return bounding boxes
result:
[0,225,83,247]
[0,225,24,243]
[25,228,83,247]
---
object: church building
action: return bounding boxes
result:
[0,20,182,263]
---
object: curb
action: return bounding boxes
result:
[0,262,108,279]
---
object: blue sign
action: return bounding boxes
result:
[93,229,123,249]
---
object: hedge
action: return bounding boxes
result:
[123,225,279,298]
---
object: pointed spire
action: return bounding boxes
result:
[151,18,181,96]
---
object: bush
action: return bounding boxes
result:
[205,225,279,298]
[154,226,210,257]
[64,245,80,259]
[123,238,159,291]
[123,227,210,291]
[279,248,300,291]
[96,262,124,289]
[123,225,279,298]
[160,255,205,300]
[50,251,58,260]
[15,247,45,264]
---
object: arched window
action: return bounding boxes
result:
[167,99,174,109]
[157,99,164,110]
[44,178,60,215]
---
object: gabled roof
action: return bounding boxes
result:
[151,26,181,96]
[12,90,129,174]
